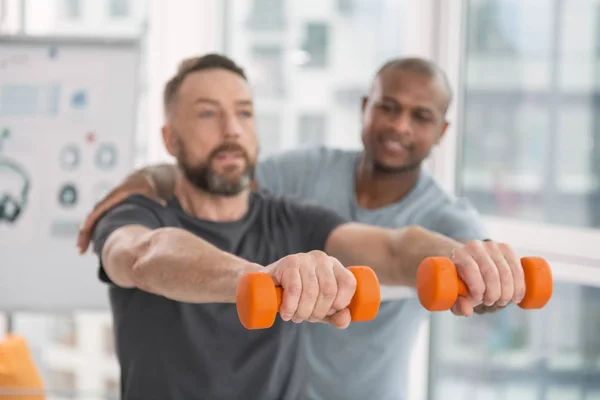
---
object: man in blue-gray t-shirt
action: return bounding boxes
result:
[78,57,523,399]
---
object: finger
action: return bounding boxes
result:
[308,259,337,323]
[330,264,356,312]
[278,259,302,322]
[484,242,514,307]
[452,247,485,305]
[451,296,473,317]
[465,242,501,306]
[76,228,92,254]
[293,258,318,323]
[499,243,525,304]
[473,246,502,307]
[321,308,351,329]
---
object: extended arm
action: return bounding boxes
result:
[325,223,459,287]
[101,225,263,303]
[325,223,525,317]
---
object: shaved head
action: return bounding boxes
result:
[360,57,451,174]
[372,57,452,115]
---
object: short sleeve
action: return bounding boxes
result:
[287,201,349,252]
[433,198,490,241]
[92,197,163,283]
[255,146,329,197]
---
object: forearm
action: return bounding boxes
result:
[389,226,462,287]
[104,226,263,303]
[138,163,179,199]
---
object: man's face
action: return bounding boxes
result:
[361,69,450,173]
[163,69,258,195]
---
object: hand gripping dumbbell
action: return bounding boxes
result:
[416,256,553,311]
[236,266,381,330]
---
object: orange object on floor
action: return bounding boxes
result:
[0,334,45,400]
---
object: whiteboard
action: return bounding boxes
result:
[0,36,140,311]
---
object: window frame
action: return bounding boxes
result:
[429,0,600,266]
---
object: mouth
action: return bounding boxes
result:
[379,137,408,154]
[214,150,245,161]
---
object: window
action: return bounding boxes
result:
[301,23,330,68]
[246,0,285,31]
[226,0,408,153]
[109,0,130,18]
[298,113,327,145]
[62,0,82,20]
[429,280,600,399]
[9,312,119,398]
[249,45,285,98]
[257,113,281,157]
[458,0,600,231]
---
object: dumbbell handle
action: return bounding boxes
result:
[269,266,380,321]
[237,266,381,330]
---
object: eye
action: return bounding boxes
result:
[239,110,253,118]
[199,110,216,118]
[377,103,395,114]
[414,112,433,123]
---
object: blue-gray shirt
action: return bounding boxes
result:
[256,146,488,400]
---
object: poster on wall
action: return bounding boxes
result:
[0,36,139,311]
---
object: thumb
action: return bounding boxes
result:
[451,297,474,317]
[322,308,351,329]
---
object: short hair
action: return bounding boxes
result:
[163,53,247,117]
[374,57,453,113]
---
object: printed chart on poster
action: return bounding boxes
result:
[0,36,139,311]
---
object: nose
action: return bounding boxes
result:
[393,111,412,138]
[223,111,242,140]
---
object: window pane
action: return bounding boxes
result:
[109,0,130,18]
[298,113,327,145]
[429,281,600,399]
[226,0,407,153]
[458,0,600,230]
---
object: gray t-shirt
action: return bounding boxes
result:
[92,192,347,400]
[256,146,489,400]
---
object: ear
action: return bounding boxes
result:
[162,125,178,157]
[361,96,368,114]
[437,120,450,145]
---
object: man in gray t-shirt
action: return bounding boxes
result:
[78,58,519,399]
[256,145,487,400]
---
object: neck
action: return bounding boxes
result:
[175,177,250,222]
[355,154,421,209]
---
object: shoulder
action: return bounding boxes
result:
[93,194,167,235]
[259,145,358,169]
[416,173,488,240]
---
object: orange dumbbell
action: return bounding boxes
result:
[236,266,381,330]
[416,256,553,311]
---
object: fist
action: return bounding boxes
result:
[451,240,525,317]
[266,251,357,329]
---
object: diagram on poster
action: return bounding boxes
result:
[0,36,139,311]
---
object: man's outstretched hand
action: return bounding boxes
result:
[77,174,161,254]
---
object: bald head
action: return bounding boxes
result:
[360,57,451,174]
[372,57,452,115]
